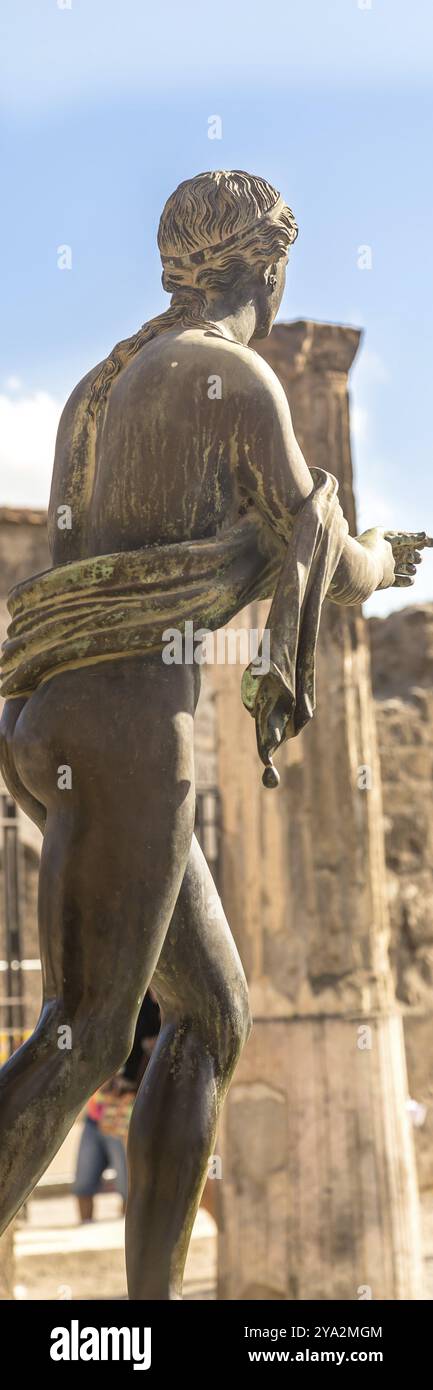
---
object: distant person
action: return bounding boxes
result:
[74,991,160,1222]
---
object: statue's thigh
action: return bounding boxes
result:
[153,833,248,1026]
[34,786,197,1014]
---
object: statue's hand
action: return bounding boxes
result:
[356,527,432,590]
[383,530,433,588]
[254,676,290,754]
[356,527,396,590]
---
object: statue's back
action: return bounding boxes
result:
[48,327,258,565]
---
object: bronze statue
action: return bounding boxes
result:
[0,170,430,1299]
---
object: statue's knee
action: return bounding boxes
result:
[243,996,253,1046]
[214,980,252,1077]
[71,1003,137,1080]
[95,1025,136,1078]
[234,983,253,1053]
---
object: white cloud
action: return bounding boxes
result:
[0,388,61,507]
[4,375,22,392]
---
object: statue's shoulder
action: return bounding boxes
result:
[66,361,104,411]
[55,362,107,445]
[155,327,284,399]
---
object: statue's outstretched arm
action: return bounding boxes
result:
[238,367,430,603]
[329,528,432,604]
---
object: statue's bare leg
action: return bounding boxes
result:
[0,657,198,1233]
[126,833,251,1300]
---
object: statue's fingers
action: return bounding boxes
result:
[406,548,427,565]
[399,561,417,575]
[403,532,433,549]
[385,538,410,559]
[393,573,414,587]
[386,531,430,549]
[386,530,422,541]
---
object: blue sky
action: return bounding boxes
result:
[1,0,432,613]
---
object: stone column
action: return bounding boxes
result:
[0,1224,15,1299]
[214,321,423,1300]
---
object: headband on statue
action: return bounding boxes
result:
[160,194,287,271]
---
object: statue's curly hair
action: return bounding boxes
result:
[87,171,298,419]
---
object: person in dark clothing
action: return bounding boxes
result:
[122,989,161,1089]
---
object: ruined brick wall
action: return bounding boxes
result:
[369,604,433,1187]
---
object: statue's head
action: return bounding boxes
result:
[158,170,298,338]
[88,171,297,419]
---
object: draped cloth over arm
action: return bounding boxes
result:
[241,468,348,772]
[1,468,349,780]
